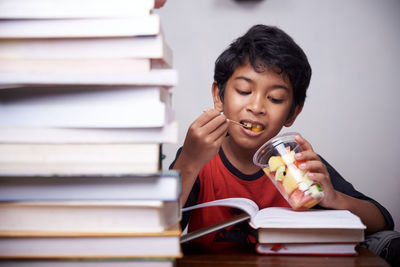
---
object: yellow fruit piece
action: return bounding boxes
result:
[282,169,299,195]
[275,166,286,181]
[251,125,262,132]
[303,198,319,209]
[268,156,285,172]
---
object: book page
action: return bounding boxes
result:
[250,207,366,229]
[182,197,259,218]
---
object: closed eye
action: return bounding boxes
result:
[236,89,251,95]
[267,96,284,103]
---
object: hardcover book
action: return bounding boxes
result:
[0,143,162,175]
[0,200,180,234]
[181,197,366,249]
[0,15,160,38]
[0,86,174,128]
[0,0,157,19]
[0,224,182,258]
[0,171,180,201]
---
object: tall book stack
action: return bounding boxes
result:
[0,0,181,266]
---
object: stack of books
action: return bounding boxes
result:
[181,197,366,255]
[0,0,181,265]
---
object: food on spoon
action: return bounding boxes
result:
[251,125,263,132]
[241,122,263,132]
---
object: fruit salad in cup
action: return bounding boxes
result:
[253,132,324,210]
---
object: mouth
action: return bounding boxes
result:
[240,120,265,132]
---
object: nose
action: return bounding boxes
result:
[246,92,266,115]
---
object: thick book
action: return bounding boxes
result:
[0,58,152,74]
[0,143,162,175]
[0,171,180,202]
[0,121,178,144]
[0,259,175,267]
[0,86,174,128]
[0,34,173,66]
[0,68,177,87]
[0,200,180,234]
[0,0,157,19]
[0,15,160,38]
[181,198,366,244]
[0,224,182,258]
[256,243,358,256]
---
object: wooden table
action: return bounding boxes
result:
[177,245,389,267]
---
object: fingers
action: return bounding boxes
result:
[200,119,228,146]
[188,108,228,144]
[294,135,329,183]
[294,134,314,152]
[194,109,222,128]
[296,149,326,173]
[181,109,228,170]
[294,135,320,166]
[294,135,338,207]
[298,159,327,177]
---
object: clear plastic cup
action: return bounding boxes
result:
[253,132,324,210]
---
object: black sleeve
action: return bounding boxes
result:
[318,155,394,230]
[169,147,200,230]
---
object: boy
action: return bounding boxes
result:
[170,25,395,257]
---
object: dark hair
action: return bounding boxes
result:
[214,25,312,117]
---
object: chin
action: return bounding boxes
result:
[235,138,263,151]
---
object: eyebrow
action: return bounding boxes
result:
[273,85,291,91]
[234,76,252,83]
[234,76,290,91]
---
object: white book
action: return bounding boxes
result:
[181,197,366,244]
[0,259,175,267]
[256,243,358,256]
[0,171,180,202]
[0,15,160,38]
[0,69,177,87]
[0,200,180,233]
[0,143,161,175]
[0,86,174,128]
[0,58,151,73]
[0,0,156,19]
[0,33,171,59]
[0,34,173,67]
[0,224,182,258]
[0,121,178,144]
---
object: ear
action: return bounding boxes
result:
[212,81,224,112]
[284,104,303,127]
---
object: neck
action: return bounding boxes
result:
[222,136,261,175]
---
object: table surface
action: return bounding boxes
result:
[176,245,389,267]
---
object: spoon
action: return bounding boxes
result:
[227,119,251,128]
[227,119,263,132]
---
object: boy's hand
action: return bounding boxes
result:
[179,109,228,173]
[294,136,387,232]
[293,135,340,208]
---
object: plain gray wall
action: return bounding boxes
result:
[156,0,400,231]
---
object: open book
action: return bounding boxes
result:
[180,198,366,244]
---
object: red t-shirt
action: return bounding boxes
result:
[186,148,290,251]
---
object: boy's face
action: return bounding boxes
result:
[213,62,302,151]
